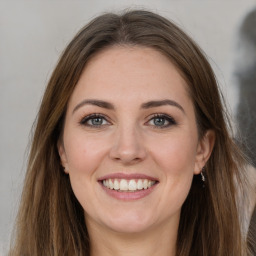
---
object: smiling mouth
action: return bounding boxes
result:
[101,179,157,192]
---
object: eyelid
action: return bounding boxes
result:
[145,113,177,128]
[79,113,111,126]
[78,112,176,128]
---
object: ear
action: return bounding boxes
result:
[194,130,215,174]
[57,139,69,174]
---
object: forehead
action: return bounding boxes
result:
[69,46,192,107]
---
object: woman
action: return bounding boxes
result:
[10,10,251,256]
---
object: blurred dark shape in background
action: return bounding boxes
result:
[236,8,256,168]
[235,8,256,255]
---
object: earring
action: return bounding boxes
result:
[64,167,69,174]
[201,171,205,182]
[200,167,206,189]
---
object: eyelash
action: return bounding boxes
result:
[147,114,177,128]
[79,114,110,128]
[79,113,177,129]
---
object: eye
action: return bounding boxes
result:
[147,114,176,128]
[80,114,110,127]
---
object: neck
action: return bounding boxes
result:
[87,218,178,256]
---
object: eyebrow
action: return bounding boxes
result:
[73,99,115,114]
[73,99,185,114]
[141,99,185,113]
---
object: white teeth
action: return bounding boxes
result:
[109,179,114,189]
[120,179,128,190]
[114,179,119,190]
[102,178,156,191]
[128,180,137,191]
[143,179,148,189]
[137,179,143,190]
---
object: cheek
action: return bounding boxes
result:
[153,134,198,175]
[63,133,107,209]
[149,134,197,221]
[158,137,196,207]
[64,131,108,176]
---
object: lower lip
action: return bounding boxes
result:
[99,182,158,201]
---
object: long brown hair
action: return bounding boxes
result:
[10,10,250,256]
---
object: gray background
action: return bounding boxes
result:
[1,1,256,255]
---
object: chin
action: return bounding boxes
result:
[108,220,153,234]
[100,209,158,234]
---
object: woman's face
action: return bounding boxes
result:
[59,46,213,234]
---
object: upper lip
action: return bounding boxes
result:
[98,173,158,181]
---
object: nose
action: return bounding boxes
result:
[109,125,147,165]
